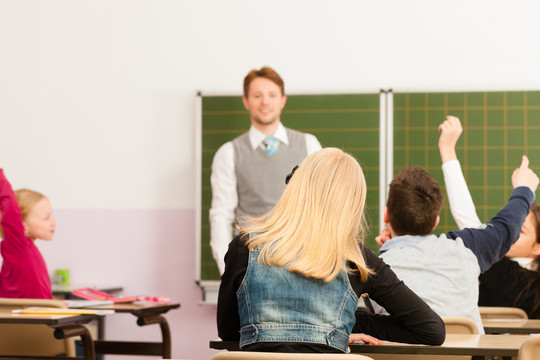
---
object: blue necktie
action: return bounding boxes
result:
[263,137,277,156]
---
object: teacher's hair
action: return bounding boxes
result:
[243,66,285,97]
[240,147,371,282]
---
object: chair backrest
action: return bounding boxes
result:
[0,298,76,357]
[211,352,374,360]
[441,316,479,334]
[518,334,540,360]
[479,306,528,319]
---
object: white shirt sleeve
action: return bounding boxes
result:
[209,142,237,275]
[305,133,322,155]
[442,159,483,230]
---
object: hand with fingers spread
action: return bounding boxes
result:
[512,155,539,192]
[438,115,463,163]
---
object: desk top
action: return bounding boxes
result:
[0,310,98,326]
[210,334,530,357]
[483,318,540,334]
[84,301,180,317]
[352,334,529,357]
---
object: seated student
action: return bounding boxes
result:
[217,148,445,353]
[438,115,540,318]
[372,145,538,334]
[0,169,56,299]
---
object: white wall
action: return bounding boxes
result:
[1,1,540,359]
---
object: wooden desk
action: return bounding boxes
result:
[82,301,181,358]
[52,285,123,339]
[0,310,99,360]
[210,334,530,359]
[483,318,540,334]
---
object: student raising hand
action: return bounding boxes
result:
[0,169,55,299]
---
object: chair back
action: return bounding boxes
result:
[211,352,374,359]
[0,298,76,357]
[518,334,540,360]
[441,316,479,334]
[479,306,528,319]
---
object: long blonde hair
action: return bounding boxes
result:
[15,189,46,221]
[241,147,371,282]
[0,189,46,238]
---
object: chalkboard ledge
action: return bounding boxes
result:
[198,280,220,306]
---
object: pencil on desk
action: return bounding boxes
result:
[12,307,114,316]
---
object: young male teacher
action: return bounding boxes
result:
[209,66,322,275]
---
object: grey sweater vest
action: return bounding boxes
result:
[233,128,307,224]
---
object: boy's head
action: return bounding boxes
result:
[386,166,444,236]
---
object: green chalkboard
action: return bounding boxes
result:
[200,93,381,281]
[393,91,540,234]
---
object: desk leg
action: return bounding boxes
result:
[137,315,171,358]
[54,325,95,360]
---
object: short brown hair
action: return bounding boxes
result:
[243,66,285,98]
[386,166,444,236]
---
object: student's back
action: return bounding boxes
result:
[374,162,538,333]
[379,233,481,329]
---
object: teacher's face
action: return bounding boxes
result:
[242,77,287,128]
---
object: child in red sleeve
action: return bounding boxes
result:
[0,169,56,299]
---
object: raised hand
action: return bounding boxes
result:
[512,155,539,192]
[438,115,463,163]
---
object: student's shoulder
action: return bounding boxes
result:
[229,232,250,252]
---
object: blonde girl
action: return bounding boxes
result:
[217,148,445,353]
[0,169,56,298]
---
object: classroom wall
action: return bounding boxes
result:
[1,1,539,359]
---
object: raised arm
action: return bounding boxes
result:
[0,169,27,251]
[439,116,482,229]
[448,156,539,271]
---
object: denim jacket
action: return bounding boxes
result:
[237,246,359,353]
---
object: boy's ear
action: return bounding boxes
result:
[432,215,440,231]
[384,207,390,224]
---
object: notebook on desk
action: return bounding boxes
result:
[72,288,138,303]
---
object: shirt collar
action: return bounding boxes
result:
[379,234,433,254]
[248,123,289,150]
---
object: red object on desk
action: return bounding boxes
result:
[138,296,172,304]
[72,288,138,303]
